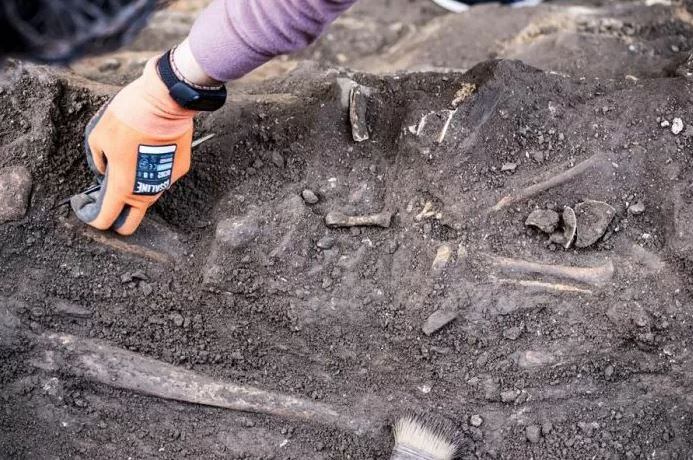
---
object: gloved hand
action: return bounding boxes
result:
[70,57,196,236]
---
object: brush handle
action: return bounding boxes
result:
[391,444,440,460]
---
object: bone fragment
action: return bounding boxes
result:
[350,86,370,142]
[488,255,614,286]
[325,210,392,228]
[492,277,593,295]
[191,133,216,149]
[431,244,452,276]
[36,332,377,435]
[490,153,605,212]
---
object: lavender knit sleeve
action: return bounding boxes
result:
[188,0,357,81]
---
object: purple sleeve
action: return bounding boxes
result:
[188,0,357,81]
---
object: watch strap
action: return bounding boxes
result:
[156,49,227,111]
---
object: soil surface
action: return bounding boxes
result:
[3,0,693,459]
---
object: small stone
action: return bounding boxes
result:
[170,313,184,327]
[604,365,615,378]
[500,390,517,403]
[54,300,92,318]
[661,120,670,128]
[131,270,148,281]
[628,201,645,215]
[141,283,153,296]
[271,151,285,168]
[0,166,32,223]
[526,425,541,443]
[121,272,133,283]
[525,209,560,234]
[503,325,523,341]
[577,421,600,437]
[316,236,335,249]
[215,216,259,250]
[574,200,616,248]
[671,118,684,135]
[301,189,319,205]
[541,422,553,435]
[501,162,517,172]
[422,308,458,336]
[470,415,483,427]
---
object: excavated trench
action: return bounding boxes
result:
[3,1,693,458]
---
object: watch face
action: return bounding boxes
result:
[169,81,226,112]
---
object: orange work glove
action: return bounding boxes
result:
[70,57,197,235]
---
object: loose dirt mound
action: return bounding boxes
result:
[3,1,693,458]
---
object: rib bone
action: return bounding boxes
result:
[490,153,606,212]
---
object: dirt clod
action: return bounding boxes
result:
[525,209,559,233]
[526,425,541,443]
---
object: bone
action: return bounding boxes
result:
[350,85,370,142]
[487,255,614,286]
[325,210,392,228]
[491,277,593,295]
[431,244,452,276]
[490,153,606,212]
[35,332,378,435]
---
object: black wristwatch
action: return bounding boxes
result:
[156,49,227,111]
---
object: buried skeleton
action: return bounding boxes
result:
[3,0,693,458]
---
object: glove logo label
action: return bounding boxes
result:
[134,144,176,195]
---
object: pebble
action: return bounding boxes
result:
[671,118,684,135]
[141,283,153,296]
[501,162,518,172]
[271,151,285,168]
[301,189,319,205]
[470,414,483,427]
[500,389,518,403]
[526,425,541,443]
[628,201,645,215]
[525,209,559,233]
[316,236,335,250]
[541,421,553,435]
[503,325,523,341]
[170,313,184,327]
[574,200,615,248]
[54,300,92,318]
[578,421,600,437]
[0,166,32,223]
[421,308,458,336]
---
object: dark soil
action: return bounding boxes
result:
[3,1,693,458]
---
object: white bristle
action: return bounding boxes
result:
[391,415,458,460]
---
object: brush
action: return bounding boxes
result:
[391,413,459,460]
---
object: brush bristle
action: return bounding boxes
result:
[391,414,458,460]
